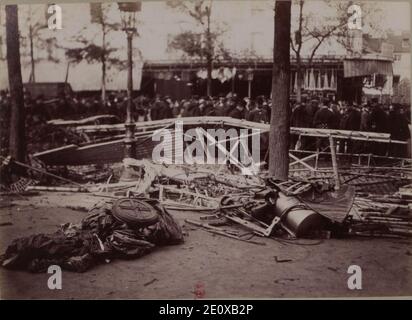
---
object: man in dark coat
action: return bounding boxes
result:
[160,97,173,119]
[343,104,361,131]
[313,98,335,152]
[228,100,246,119]
[223,98,236,116]
[340,103,361,153]
[369,98,388,155]
[247,99,269,123]
[313,98,335,129]
[330,102,341,129]
[303,98,319,150]
[360,103,371,131]
[151,97,173,120]
[214,96,227,117]
[306,99,319,127]
[150,97,164,121]
[291,102,308,128]
[182,99,198,117]
[203,100,215,116]
[369,99,388,133]
[191,98,206,117]
[387,104,410,157]
[290,102,308,150]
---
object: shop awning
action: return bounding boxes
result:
[343,58,393,78]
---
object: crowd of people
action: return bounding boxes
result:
[290,96,411,157]
[0,89,411,158]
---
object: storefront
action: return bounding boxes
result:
[140,55,393,103]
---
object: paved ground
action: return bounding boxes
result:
[0,192,411,299]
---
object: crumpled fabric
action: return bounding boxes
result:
[106,230,154,258]
[0,199,183,273]
[0,230,97,273]
[145,204,184,246]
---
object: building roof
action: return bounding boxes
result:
[387,31,410,53]
[364,31,410,54]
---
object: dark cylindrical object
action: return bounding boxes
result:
[275,193,326,238]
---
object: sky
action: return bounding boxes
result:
[0,0,410,90]
[378,1,410,32]
[294,0,410,34]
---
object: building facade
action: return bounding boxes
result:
[0,1,405,104]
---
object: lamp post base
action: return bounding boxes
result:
[120,121,137,182]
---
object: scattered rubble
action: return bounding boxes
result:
[1,153,412,247]
[1,120,411,273]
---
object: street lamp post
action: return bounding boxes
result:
[124,29,135,159]
[246,67,254,99]
[118,2,140,178]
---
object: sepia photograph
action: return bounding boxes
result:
[0,0,411,301]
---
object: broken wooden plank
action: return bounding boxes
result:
[185,219,266,245]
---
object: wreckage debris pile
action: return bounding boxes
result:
[0,198,183,273]
[1,159,412,274]
[350,193,412,237]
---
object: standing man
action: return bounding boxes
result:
[369,98,388,155]
[214,95,227,117]
[150,95,162,121]
[228,99,246,119]
[290,101,308,149]
[387,104,410,157]
[313,98,334,152]
[247,97,269,123]
[341,102,361,153]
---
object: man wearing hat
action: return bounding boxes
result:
[369,98,388,155]
[247,97,269,123]
[228,99,246,119]
[340,102,361,153]
[313,98,335,152]
[313,98,334,129]
[214,95,227,117]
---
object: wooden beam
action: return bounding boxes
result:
[289,153,316,171]
[73,116,407,144]
[329,135,341,190]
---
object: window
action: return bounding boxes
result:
[394,54,402,61]
[402,38,410,48]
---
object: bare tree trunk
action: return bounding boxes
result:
[296,65,302,102]
[206,54,212,96]
[0,35,3,60]
[205,6,212,97]
[269,0,291,180]
[292,0,304,103]
[29,24,35,82]
[101,22,107,103]
[64,62,70,83]
[6,5,26,162]
[101,57,106,102]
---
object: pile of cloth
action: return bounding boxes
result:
[0,198,184,273]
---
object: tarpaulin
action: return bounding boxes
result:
[343,59,393,78]
[0,199,183,273]
[298,185,356,223]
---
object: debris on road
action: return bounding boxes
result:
[2,155,412,245]
[1,118,411,276]
[143,278,158,287]
[0,198,183,272]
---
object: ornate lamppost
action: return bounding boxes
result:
[246,67,254,99]
[118,2,141,179]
